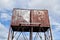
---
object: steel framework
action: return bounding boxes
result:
[8,27,53,40]
[8,8,53,40]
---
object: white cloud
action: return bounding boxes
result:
[0,13,11,21]
[13,0,29,8]
[49,16,60,25]
[0,23,8,40]
[0,0,29,9]
[0,0,14,9]
[28,0,59,9]
[52,25,60,40]
[55,25,60,32]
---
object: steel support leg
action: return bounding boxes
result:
[44,32,46,40]
[30,27,33,40]
[8,27,11,40]
[12,31,14,40]
[50,28,53,40]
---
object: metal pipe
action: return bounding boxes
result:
[30,27,33,40]
[8,27,11,40]
[44,32,46,40]
[12,31,14,40]
[50,28,53,40]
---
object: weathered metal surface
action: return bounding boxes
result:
[30,10,50,27]
[11,9,30,26]
[11,8,50,27]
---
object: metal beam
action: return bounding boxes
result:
[50,28,53,40]
[8,27,11,40]
[30,27,33,40]
[44,32,46,40]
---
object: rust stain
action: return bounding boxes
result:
[11,9,50,27]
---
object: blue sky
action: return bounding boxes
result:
[0,0,60,40]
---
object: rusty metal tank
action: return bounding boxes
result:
[30,10,50,27]
[11,8,50,32]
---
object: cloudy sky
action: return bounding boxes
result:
[0,0,60,40]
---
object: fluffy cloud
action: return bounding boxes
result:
[0,23,8,40]
[0,13,11,21]
[52,25,60,33]
[28,0,60,9]
[0,0,14,9]
[0,0,29,9]
[14,0,29,8]
[49,17,60,25]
